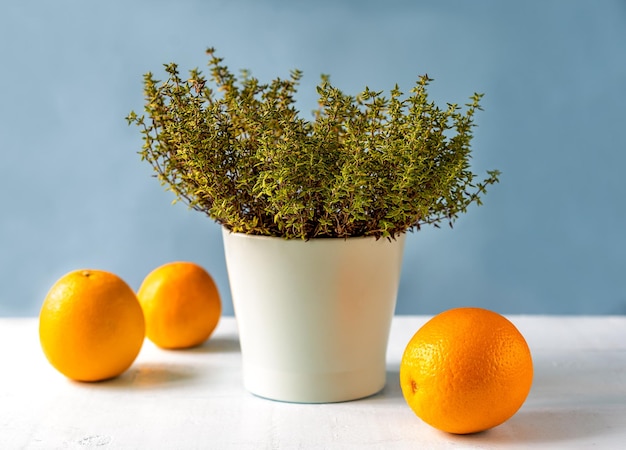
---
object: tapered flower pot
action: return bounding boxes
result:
[222,228,406,403]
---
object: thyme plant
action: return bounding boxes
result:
[127,48,500,240]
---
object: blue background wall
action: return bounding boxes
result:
[1,0,625,316]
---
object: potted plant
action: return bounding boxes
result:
[127,47,500,403]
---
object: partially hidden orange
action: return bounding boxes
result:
[400,307,533,434]
[39,269,145,382]
[137,261,221,349]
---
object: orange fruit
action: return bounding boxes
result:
[39,269,145,382]
[400,307,533,434]
[137,261,221,349]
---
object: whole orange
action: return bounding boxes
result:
[39,269,145,382]
[137,261,221,349]
[400,307,533,434]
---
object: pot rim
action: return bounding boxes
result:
[221,227,407,243]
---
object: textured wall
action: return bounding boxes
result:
[1,0,625,316]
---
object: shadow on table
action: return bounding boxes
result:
[73,362,199,391]
[501,407,607,444]
[185,335,241,354]
[365,371,404,402]
[68,335,241,390]
[384,371,403,395]
[442,407,609,447]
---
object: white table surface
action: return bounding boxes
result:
[1,315,625,449]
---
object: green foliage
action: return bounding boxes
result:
[127,47,500,240]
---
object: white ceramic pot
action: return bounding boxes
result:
[222,228,406,403]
